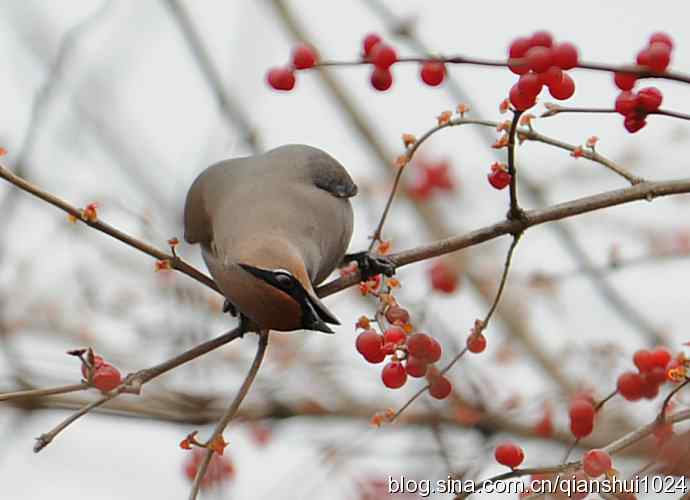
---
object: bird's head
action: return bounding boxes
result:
[237,263,339,334]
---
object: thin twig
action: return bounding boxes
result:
[393,233,521,420]
[0,162,219,294]
[0,383,88,402]
[315,55,690,85]
[659,378,690,421]
[542,104,690,121]
[32,326,244,452]
[454,409,690,499]
[189,331,269,500]
[164,0,260,151]
[507,111,524,219]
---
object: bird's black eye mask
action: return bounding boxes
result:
[237,264,340,333]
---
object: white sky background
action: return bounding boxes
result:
[1,1,690,499]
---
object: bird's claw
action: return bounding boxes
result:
[222,299,237,316]
[344,251,396,281]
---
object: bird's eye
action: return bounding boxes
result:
[274,272,295,289]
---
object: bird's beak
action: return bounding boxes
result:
[303,294,337,334]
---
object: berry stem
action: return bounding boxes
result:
[507,111,524,220]
[482,232,522,327]
[658,377,690,422]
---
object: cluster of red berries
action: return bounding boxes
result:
[568,391,596,438]
[507,31,579,111]
[266,43,318,91]
[487,162,511,190]
[494,441,525,469]
[355,306,451,398]
[613,32,673,133]
[183,448,235,489]
[80,354,122,392]
[582,449,612,478]
[361,33,398,91]
[616,347,674,401]
[407,159,455,201]
[429,260,460,294]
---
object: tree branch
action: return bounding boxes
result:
[188,330,269,499]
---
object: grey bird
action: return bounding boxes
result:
[183,144,393,334]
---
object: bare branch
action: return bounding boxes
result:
[189,331,269,499]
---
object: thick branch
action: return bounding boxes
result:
[317,177,690,296]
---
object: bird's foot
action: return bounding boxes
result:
[222,298,238,317]
[239,313,259,338]
[343,251,396,282]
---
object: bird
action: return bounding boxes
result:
[183,144,393,334]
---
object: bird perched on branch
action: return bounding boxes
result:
[184,144,394,334]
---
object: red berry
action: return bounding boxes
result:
[370,67,392,91]
[92,364,122,392]
[371,44,397,69]
[617,371,643,401]
[583,449,612,478]
[381,361,407,388]
[548,72,575,100]
[614,72,637,91]
[653,422,674,443]
[636,48,651,67]
[429,375,452,399]
[534,413,554,437]
[405,356,428,378]
[650,347,672,367]
[569,399,595,422]
[525,46,553,73]
[494,442,525,468]
[637,87,662,113]
[640,376,660,399]
[517,72,543,98]
[538,66,563,87]
[383,326,406,346]
[381,342,397,355]
[385,305,410,325]
[420,61,446,86]
[633,349,654,373]
[646,42,671,73]
[467,333,487,353]
[623,114,647,133]
[81,355,104,379]
[363,33,382,57]
[292,44,317,70]
[407,333,432,358]
[430,261,459,293]
[424,162,454,190]
[267,67,295,91]
[509,83,536,111]
[615,91,638,115]
[425,337,442,363]
[488,169,512,190]
[570,418,594,438]
[530,31,553,48]
[552,42,578,69]
[508,37,531,75]
[646,366,667,385]
[356,329,385,363]
[407,178,433,200]
[649,32,674,50]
